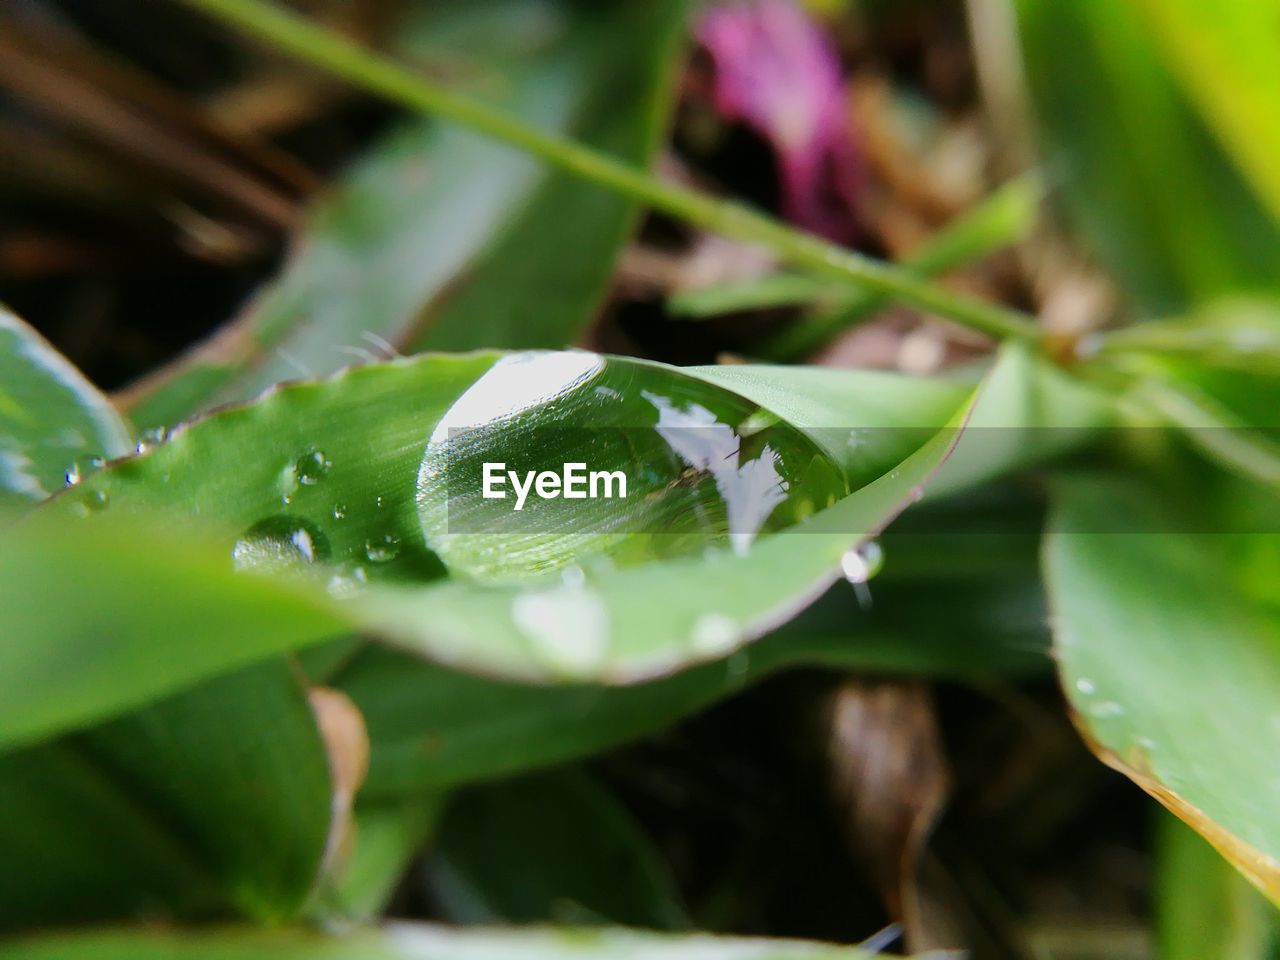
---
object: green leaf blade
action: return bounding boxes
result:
[1046,474,1280,900]
[0,305,131,507]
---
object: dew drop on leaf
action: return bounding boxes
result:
[512,582,609,679]
[295,448,331,485]
[417,351,847,582]
[364,533,401,563]
[279,448,331,504]
[71,488,109,517]
[135,426,167,455]
[690,612,739,657]
[840,540,883,584]
[233,516,330,572]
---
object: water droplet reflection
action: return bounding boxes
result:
[417,352,847,582]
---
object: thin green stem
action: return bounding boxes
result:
[176,0,1042,344]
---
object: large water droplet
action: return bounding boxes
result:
[233,516,329,572]
[135,426,168,455]
[417,352,847,582]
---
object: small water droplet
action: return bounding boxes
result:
[1075,678,1096,695]
[295,448,331,485]
[333,503,347,520]
[365,533,401,563]
[513,584,609,678]
[233,517,329,572]
[135,426,167,455]
[840,540,884,585]
[327,564,370,598]
[64,455,107,488]
[691,613,739,657]
[70,487,110,516]
[374,495,385,509]
[1090,700,1125,719]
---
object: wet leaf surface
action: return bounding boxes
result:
[1046,474,1280,901]
[57,352,975,683]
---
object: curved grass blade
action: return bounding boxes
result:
[361,411,963,682]
[0,304,130,508]
[53,352,973,685]
[1046,473,1280,900]
[927,341,1116,498]
[0,925,891,960]
[124,0,687,427]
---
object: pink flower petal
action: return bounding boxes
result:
[697,0,862,243]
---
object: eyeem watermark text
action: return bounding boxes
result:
[482,462,628,511]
